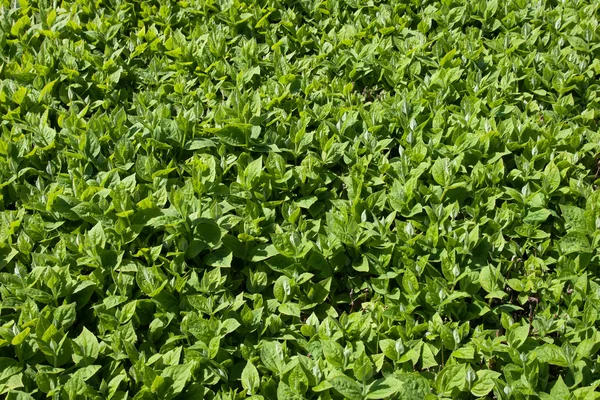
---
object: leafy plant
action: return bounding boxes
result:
[1,0,600,399]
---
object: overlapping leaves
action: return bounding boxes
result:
[1,0,600,399]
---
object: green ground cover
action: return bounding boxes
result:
[1,0,600,398]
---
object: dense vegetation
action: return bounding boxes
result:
[1,0,600,398]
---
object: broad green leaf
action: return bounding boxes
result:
[249,244,278,262]
[241,361,260,395]
[278,302,301,317]
[559,231,591,254]
[432,158,452,186]
[354,352,374,382]
[0,358,22,382]
[88,223,106,248]
[523,209,551,224]
[542,162,560,193]
[160,364,193,399]
[549,375,570,399]
[560,204,588,231]
[471,370,501,397]
[260,341,285,374]
[507,325,529,349]
[479,265,495,293]
[72,328,99,367]
[218,126,247,147]
[277,381,304,400]
[366,377,403,399]
[328,375,362,400]
[321,340,345,368]
[397,373,430,400]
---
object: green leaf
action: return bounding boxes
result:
[244,157,263,187]
[277,381,304,400]
[278,302,301,317]
[65,370,87,398]
[241,360,260,395]
[366,377,403,399]
[72,327,99,367]
[0,358,22,382]
[421,344,438,368]
[471,370,501,397]
[321,340,345,368]
[507,325,529,349]
[533,344,569,367]
[217,126,247,147]
[184,138,216,150]
[287,362,309,394]
[249,244,278,262]
[88,222,106,248]
[559,232,591,254]
[560,205,590,232]
[195,218,222,247]
[549,375,570,399]
[329,375,362,400]
[136,266,168,297]
[436,363,466,395]
[542,162,561,193]
[354,352,374,382]
[11,15,30,37]
[160,364,193,399]
[220,318,241,336]
[523,209,551,224]
[379,339,403,361]
[204,247,233,267]
[560,204,591,233]
[260,341,285,374]
[85,131,101,158]
[479,265,495,293]
[432,158,452,186]
[397,373,430,400]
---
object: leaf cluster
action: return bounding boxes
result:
[1,0,600,399]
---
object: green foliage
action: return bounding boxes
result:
[1,0,600,399]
